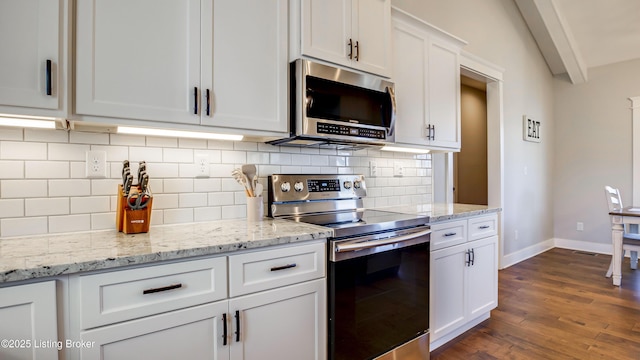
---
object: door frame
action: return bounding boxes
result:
[435,51,505,268]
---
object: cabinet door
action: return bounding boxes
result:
[0,0,60,110]
[392,19,428,146]
[466,236,498,319]
[301,0,352,69]
[352,0,391,77]
[427,39,461,149]
[430,243,466,342]
[80,301,229,360]
[0,281,58,360]
[229,279,326,360]
[202,0,287,132]
[76,0,201,124]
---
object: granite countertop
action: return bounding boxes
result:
[0,219,332,284]
[378,203,501,223]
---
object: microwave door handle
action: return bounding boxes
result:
[387,86,397,137]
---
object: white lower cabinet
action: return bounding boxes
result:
[430,214,498,349]
[0,281,59,360]
[72,241,326,360]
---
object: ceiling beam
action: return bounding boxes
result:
[515,0,588,84]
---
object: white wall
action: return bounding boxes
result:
[0,129,431,238]
[392,0,556,256]
[554,58,640,246]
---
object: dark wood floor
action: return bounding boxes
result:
[431,248,640,360]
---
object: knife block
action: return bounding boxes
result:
[117,184,153,234]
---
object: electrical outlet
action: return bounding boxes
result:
[577,222,584,231]
[85,150,107,178]
[393,161,404,177]
[194,154,210,178]
[369,160,377,177]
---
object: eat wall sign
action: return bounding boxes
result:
[523,115,541,143]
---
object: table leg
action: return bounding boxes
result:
[611,223,624,286]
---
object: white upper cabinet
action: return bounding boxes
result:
[0,0,67,117]
[295,0,392,78]
[392,8,465,151]
[76,0,201,124]
[76,0,287,133]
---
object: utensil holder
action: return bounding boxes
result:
[246,197,264,222]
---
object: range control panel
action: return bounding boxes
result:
[268,174,367,203]
[316,123,386,139]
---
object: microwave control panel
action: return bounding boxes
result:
[316,123,386,140]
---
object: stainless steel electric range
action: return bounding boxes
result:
[268,174,431,360]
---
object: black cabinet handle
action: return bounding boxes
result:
[465,250,470,267]
[348,38,354,59]
[194,87,199,114]
[471,248,475,266]
[234,310,240,342]
[45,59,52,96]
[205,89,211,116]
[270,263,297,272]
[431,125,436,140]
[443,232,457,237]
[142,283,182,295]
[355,40,359,61]
[479,225,490,229]
[222,313,228,346]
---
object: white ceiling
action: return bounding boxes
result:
[516,0,640,84]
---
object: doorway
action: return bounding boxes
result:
[453,76,488,205]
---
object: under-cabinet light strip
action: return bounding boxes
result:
[117,126,243,141]
[380,145,431,154]
[0,114,57,129]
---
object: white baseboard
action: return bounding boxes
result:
[501,238,619,269]
[430,312,490,351]
[500,239,554,269]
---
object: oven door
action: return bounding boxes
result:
[328,227,430,360]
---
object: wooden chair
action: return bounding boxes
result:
[604,186,640,277]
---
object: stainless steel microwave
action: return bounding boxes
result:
[267,59,396,148]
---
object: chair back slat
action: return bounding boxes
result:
[605,185,623,212]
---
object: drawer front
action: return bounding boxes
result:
[468,214,498,241]
[79,257,227,329]
[229,241,326,297]
[430,219,467,251]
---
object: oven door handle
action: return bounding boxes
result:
[335,228,431,253]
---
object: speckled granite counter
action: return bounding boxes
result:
[0,219,332,284]
[378,203,501,223]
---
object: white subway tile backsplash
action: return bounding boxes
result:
[0,129,431,237]
[49,179,91,197]
[71,196,110,214]
[70,131,109,145]
[110,134,145,146]
[164,208,194,224]
[25,161,69,179]
[164,179,194,193]
[25,129,68,143]
[194,178,221,192]
[49,214,90,233]
[147,136,178,148]
[91,179,120,196]
[48,143,90,161]
[91,212,115,230]
[194,207,221,222]
[130,147,163,162]
[0,129,23,141]
[0,161,24,179]
[179,193,208,208]
[0,199,24,218]
[164,148,193,163]
[25,198,69,216]
[2,180,48,198]
[1,141,47,160]
[1,217,47,237]
[179,138,207,149]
